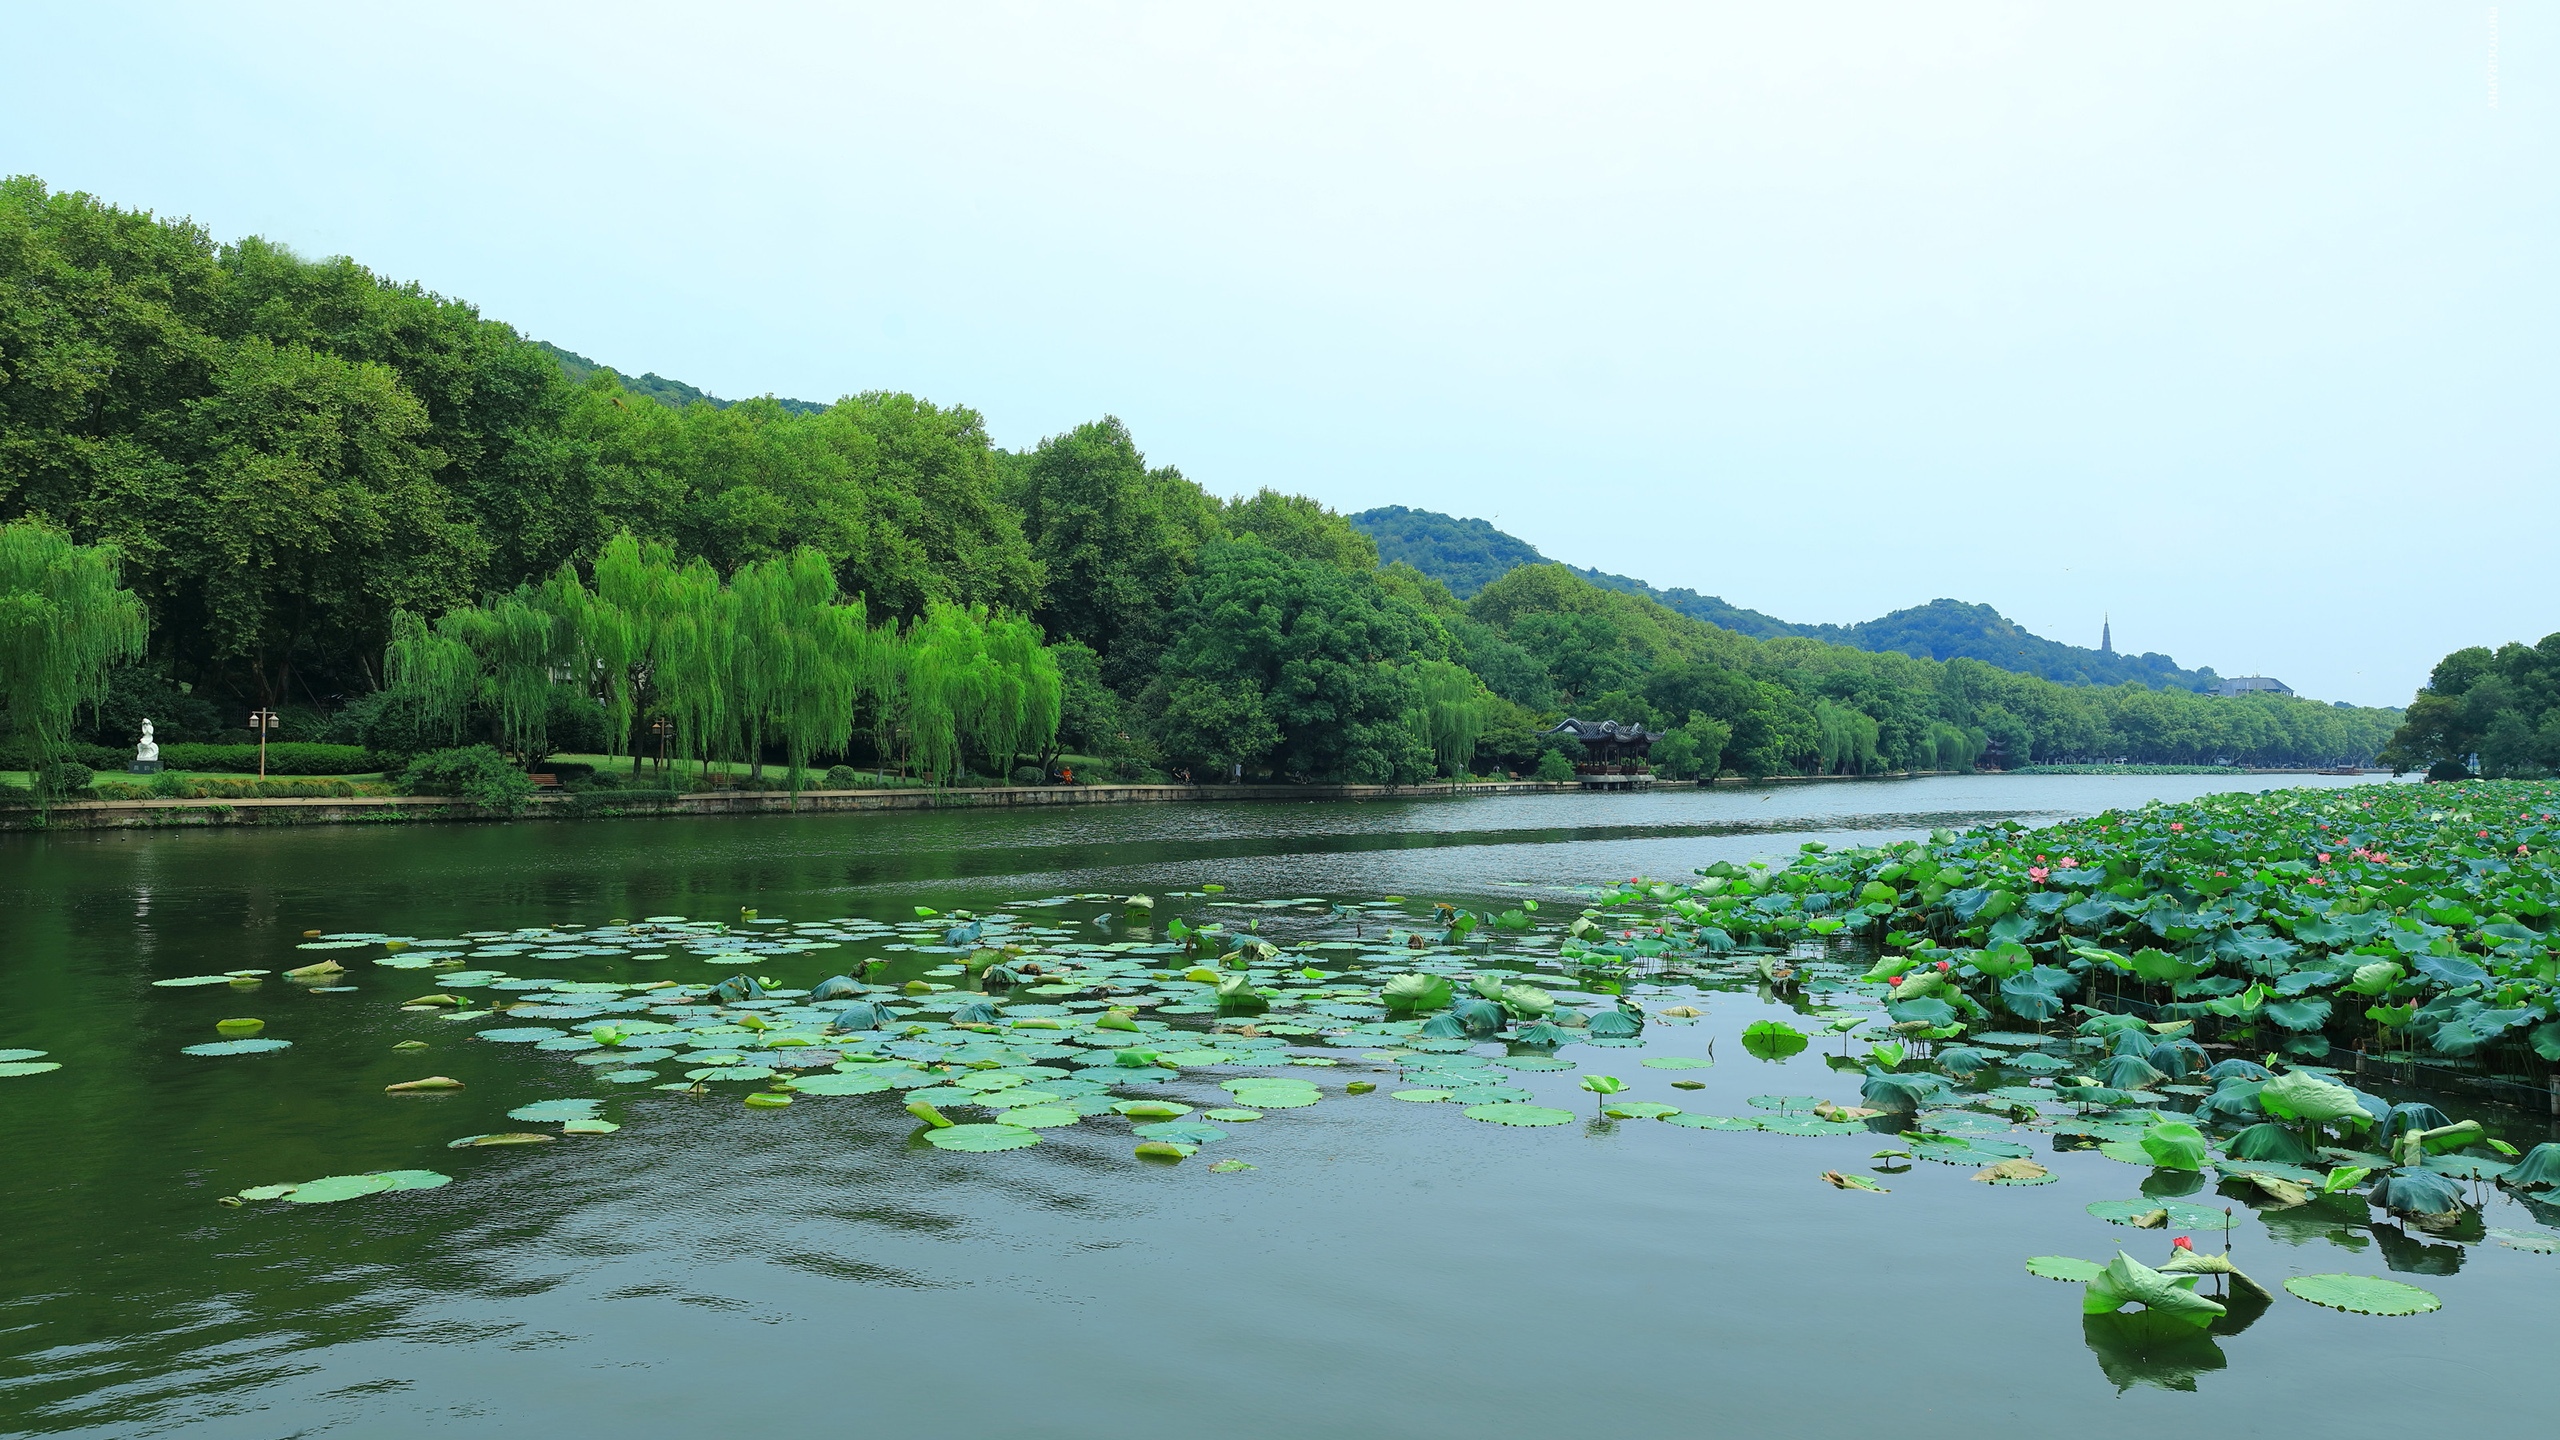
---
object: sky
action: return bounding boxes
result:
[7,3,2549,706]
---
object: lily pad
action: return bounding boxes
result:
[0,1049,46,1062]
[181,1039,292,1056]
[0,1061,63,1078]
[1462,1103,1574,1127]
[1661,1113,1763,1131]
[787,1072,898,1096]
[2087,1199,2233,1230]
[2282,1274,2441,1316]
[447,1132,557,1147]
[1603,1101,1681,1119]
[1640,1056,1715,1069]
[283,1174,400,1204]
[925,1123,1041,1152]
[1391,1089,1454,1102]
[1203,1107,1263,1122]
[994,1105,1083,1128]
[1132,1121,1227,1144]
[2026,1255,2107,1282]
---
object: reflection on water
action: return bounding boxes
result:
[8,771,2556,1440]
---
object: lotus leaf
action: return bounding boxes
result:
[1603,1102,1680,1119]
[0,1061,64,1077]
[1662,1113,1761,1130]
[1132,1121,1225,1144]
[1203,1108,1263,1122]
[2256,1071,2370,1129]
[1740,1020,1808,1060]
[2223,1122,2319,1164]
[1974,1159,2055,1185]
[1462,1102,1574,1127]
[283,1174,401,1204]
[181,1039,292,1056]
[2282,1274,2440,1315]
[2083,1252,2224,1324]
[2138,1120,2210,1171]
[2369,1169,2464,1218]
[2026,1255,2107,1283]
[2499,1143,2560,1191]
[926,1123,1040,1152]
[1392,1089,1453,1102]
[995,1106,1083,1128]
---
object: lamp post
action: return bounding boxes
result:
[247,709,280,778]
[649,717,672,773]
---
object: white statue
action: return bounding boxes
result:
[136,719,158,764]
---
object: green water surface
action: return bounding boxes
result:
[2,775,2549,1437]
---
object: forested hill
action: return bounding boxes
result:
[1352,507,2219,692]
[3,176,2390,781]
[536,341,829,417]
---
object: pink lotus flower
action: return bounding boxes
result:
[2521,845,2532,856]
[2059,857,2078,869]
[2318,853,2331,863]
[2170,823,2185,832]
[2171,1235,2193,1251]
[2028,866,2050,883]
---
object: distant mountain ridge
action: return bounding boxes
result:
[537,341,830,417]
[1352,505,2220,692]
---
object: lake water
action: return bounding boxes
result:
[4,772,2550,1438]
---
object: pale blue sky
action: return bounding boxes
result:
[8,4,2549,705]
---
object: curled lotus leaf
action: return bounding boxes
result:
[2083,1252,2224,1325]
[447,1132,557,1148]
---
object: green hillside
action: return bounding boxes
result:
[1353,507,2219,692]
[536,340,829,417]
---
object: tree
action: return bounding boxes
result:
[1005,417,1220,685]
[1150,538,1435,784]
[1414,659,1491,778]
[0,521,148,795]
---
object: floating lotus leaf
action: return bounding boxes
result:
[1661,1113,1762,1130]
[2025,1255,2106,1282]
[1132,1121,1226,1144]
[1448,1084,1534,1104]
[181,1039,292,1056]
[601,1069,660,1084]
[1602,1101,1681,1119]
[475,1027,567,1044]
[1746,1094,1828,1113]
[0,1049,46,1062]
[564,1118,623,1131]
[2282,1274,2440,1315]
[1463,1102,1574,1127]
[2423,1154,2512,1182]
[1203,1107,1263,1122]
[507,1099,604,1123]
[237,1184,297,1201]
[2488,1227,2560,1253]
[688,1065,777,1082]
[215,1018,266,1036]
[1111,1100,1190,1118]
[994,1105,1082,1128]
[283,1174,400,1204]
[1974,1158,2055,1185]
[151,975,240,988]
[1392,1089,1453,1102]
[1496,1055,1575,1072]
[0,1062,63,1078]
[925,1123,1040,1152]
[2087,1199,2232,1230]
[1641,1056,1713,1070]
[448,1132,556,1147]
[1134,1141,1196,1158]
[1208,1158,1255,1172]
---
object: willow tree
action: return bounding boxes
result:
[1813,700,1882,776]
[1413,659,1490,779]
[384,586,570,764]
[0,522,148,798]
[730,547,894,795]
[897,603,1062,786]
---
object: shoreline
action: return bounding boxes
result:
[1,766,2378,832]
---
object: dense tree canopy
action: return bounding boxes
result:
[2,177,2405,784]
[2381,636,2560,779]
